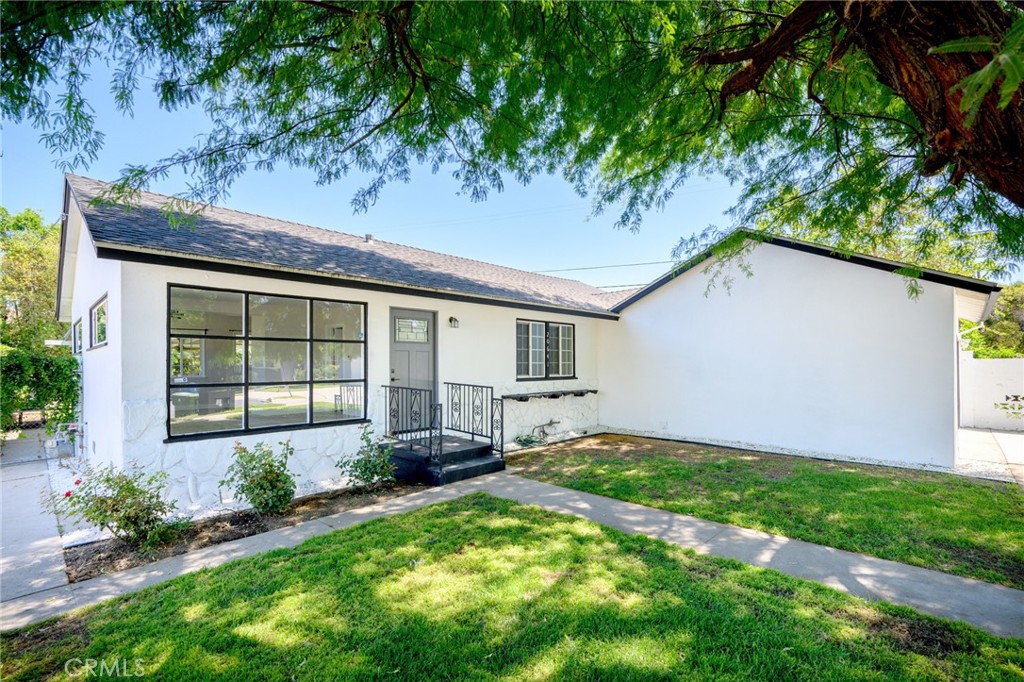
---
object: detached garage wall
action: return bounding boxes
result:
[598,242,958,468]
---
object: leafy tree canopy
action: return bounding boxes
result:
[961,282,1024,358]
[3,1,1023,268]
[0,207,66,351]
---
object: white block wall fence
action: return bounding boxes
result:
[959,352,1024,432]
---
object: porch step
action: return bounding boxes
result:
[390,435,492,466]
[424,454,506,486]
[389,434,504,486]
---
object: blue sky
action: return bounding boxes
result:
[1,65,741,290]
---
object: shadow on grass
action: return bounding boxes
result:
[511,436,1024,589]
[3,494,1022,681]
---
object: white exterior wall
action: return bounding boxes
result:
[959,353,1024,431]
[64,201,124,467]
[598,243,959,468]
[117,259,601,510]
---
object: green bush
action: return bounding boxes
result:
[220,441,296,516]
[0,345,80,432]
[43,461,185,549]
[337,425,395,491]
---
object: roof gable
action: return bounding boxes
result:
[612,231,1002,313]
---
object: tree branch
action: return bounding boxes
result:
[698,1,829,111]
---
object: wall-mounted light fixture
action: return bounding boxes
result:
[448,316,460,328]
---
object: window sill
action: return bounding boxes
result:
[87,342,108,351]
[164,418,371,443]
[515,375,577,382]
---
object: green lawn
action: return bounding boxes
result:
[508,435,1024,590]
[3,494,1022,681]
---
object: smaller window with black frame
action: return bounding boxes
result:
[72,319,83,353]
[516,319,575,380]
[90,297,108,348]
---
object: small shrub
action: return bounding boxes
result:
[337,425,395,490]
[220,441,296,516]
[43,461,184,549]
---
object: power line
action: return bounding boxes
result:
[596,283,648,289]
[535,260,674,273]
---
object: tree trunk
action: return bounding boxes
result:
[832,1,1024,207]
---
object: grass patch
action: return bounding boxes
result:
[508,435,1024,589]
[3,494,1022,681]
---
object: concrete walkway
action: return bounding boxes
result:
[3,473,1022,639]
[958,428,1024,486]
[0,459,68,602]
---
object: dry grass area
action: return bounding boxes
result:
[508,435,1024,589]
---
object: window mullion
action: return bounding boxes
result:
[243,292,249,431]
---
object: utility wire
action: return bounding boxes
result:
[535,259,674,273]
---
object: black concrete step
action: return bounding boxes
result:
[390,434,503,485]
[425,455,506,486]
[390,435,491,465]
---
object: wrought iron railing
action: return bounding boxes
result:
[445,382,493,441]
[384,383,505,470]
[383,385,444,466]
[491,397,504,457]
[384,385,433,436]
[445,382,504,459]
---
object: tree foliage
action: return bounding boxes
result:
[961,282,1024,358]
[3,1,1023,266]
[0,345,80,431]
[0,206,78,431]
[0,207,66,350]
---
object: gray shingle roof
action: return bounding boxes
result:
[67,175,618,315]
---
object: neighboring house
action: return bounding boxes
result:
[57,174,1001,509]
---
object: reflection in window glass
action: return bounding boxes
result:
[248,340,308,382]
[313,301,364,340]
[170,338,243,384]
[249,295,307,339]
[169,387,244,436]
[170,288,243,336]
[313,383,364,422]
[312,343,364,380]
[248,384,309,429]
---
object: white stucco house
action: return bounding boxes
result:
[57,174,1001,508]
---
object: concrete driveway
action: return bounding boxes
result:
[1,433,69,603]
[957,428,1024,486]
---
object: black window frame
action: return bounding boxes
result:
[166,283,369,441]
[72,318,83,354]
[89,296,108,349]
[515,319,576,381]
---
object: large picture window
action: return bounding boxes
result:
[516,320,575,380]
[168,285,367,438]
